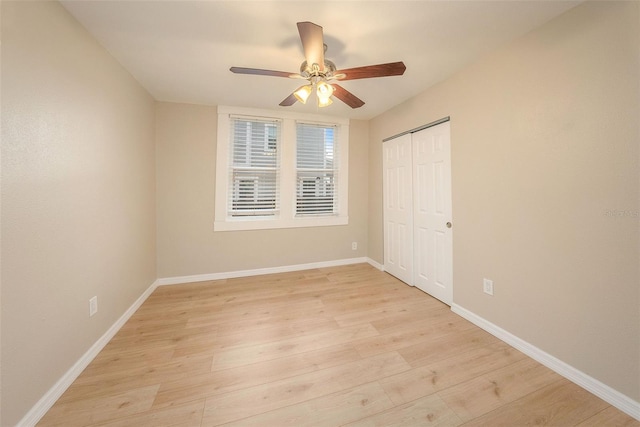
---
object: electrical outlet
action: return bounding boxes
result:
[483,279,494,296]
[89,296,98,317]
[352,242,358,250]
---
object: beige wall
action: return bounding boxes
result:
[1,2,156,425]
[156,102,369,278]
[2,0,638,423]
[370,1,639,401]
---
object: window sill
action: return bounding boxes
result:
[214,215,349,232]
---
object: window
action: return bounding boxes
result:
[215,106,349,231]
[228,117,280,217]
[296,122,338,216]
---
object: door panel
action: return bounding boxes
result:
[383,134,413,285]
[412,122,452,304]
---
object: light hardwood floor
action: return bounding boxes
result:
[39,263,639,426]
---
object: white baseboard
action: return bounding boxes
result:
[451,303,640,421]
[18,280,159,427]
[366,257,384,271]
[156,257,375,286]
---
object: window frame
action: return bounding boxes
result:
[214,106,349,231]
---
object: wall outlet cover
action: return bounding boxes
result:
[89,296,98,316]
[483,279,494,296]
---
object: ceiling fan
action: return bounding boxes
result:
[230,22,406,109]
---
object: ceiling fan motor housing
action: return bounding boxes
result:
[300,59,337,79]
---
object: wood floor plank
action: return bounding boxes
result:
[320,285,421,314]
[38,264,637,426]
[397,327,501,367]
[186,305,330,331]
[109,323,218,351]
[186,291,326,316]
[94,399,205,427]
[366,301,451,332]
[575,406,640,426]
[211,323,379,370]
[182,298,325,329]
[56,355,212,404]
[152,344,361,409]
[438,357,563,421]
[379,342,526,405]
[80,345,175,376]
[201,351,410,425]
[333,298,447,328]
[344,393,463,427]
[353,314,476,358]
[113,317,187,339]
[38,384,160,426]
[170,317,341,360]
[166,276,332,308]
[207,317,340,351]
[460,379,611,426]
[218,382,394,427]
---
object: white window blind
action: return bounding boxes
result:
[229,116,280,217]
[296,122,338,216]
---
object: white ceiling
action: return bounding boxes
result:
[61,1,580,120]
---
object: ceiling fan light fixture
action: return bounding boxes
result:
[317,94,333,108]
[316,81,334,107]
[316,81,334,97]
[293,84,313,104]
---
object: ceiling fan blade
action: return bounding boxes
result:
[335,61,406,81]
[332,84,365,109]
[297,22,325,71]
[279,93,298,107]
[230,67,293,78]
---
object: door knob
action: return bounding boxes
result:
[446,222,452,228]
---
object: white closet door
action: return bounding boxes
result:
[382,133,413,285]
[412,122,453,304]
